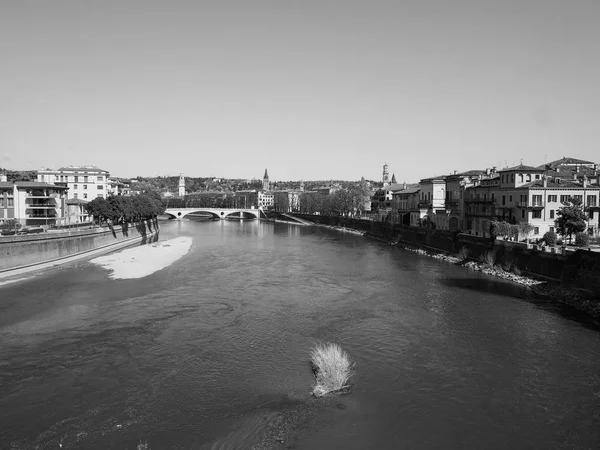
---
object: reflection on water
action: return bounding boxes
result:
[1,219,600,449]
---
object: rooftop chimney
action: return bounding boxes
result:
[543,175,548,188]
[453,170,457,175]
[0,173,7,183]
[583,176,588,188]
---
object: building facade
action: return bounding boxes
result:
[38,165,110,201]
[0,182,69,227]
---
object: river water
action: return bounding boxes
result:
[1,219,600,449]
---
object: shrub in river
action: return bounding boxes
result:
[575,232,589,247]
[137,440,150,450]
[512,265,522,276]
[310,343,352,397]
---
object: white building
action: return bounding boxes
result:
[38,165,110,201]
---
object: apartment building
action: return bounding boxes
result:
[0,181,69,227]
[257,190,274,210]
[37,165,110,201]
[464,164,600,237]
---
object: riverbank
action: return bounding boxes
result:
[0,219,159,280]
[90,236,192,279]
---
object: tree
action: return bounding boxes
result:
[0,219,22,234]
[575,232,589,247]
[515,222,534,242]
[555,197,588,244]
[85,198,115,224]
[542,230,557,246]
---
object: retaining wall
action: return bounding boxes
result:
[0,219,159,273]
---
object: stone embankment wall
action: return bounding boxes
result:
[293,214,600,297]
[0,219,159,273]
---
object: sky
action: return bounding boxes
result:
[1,0,599,182]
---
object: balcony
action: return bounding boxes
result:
[467,198,494,203]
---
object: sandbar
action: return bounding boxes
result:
[91,236,193,279]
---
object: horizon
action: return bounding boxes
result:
[2,1,600,181]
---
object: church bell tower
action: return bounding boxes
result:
[178,173,186,197]
[263,168,270,191]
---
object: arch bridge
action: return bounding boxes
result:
[163,207,263,220]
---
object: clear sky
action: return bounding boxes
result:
[1,0,599,182]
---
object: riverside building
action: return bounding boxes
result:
[37,165,110,201]
[0,181,69,227]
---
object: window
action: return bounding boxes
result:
[97,194,103,198]
[526,174,531,182]
[550,226,554,232]
[534,227,539,235]
[73,184,78,189]
[573,195,582,202]
[519,174,523,182]
[83,185,87,190]
[550,210,555,219]
[83,193,88,199]
[590,210,594,219]
[84,176,88,182]
[535,174,540,180]
[587,195,597,206]
[98,176,103,181]
[74,193,78,199]
[97,185,103,190]
[532,210,542,219]
[509,195,513,202]
[7,198,13,207]
[532,194,542,206]
[521,209,525,218]
[548,195,557,202]
[560,195,570,203]
[502,195,506,206]
[492,193,495,202]
[74,176,79,182]
[511,174,515,182]
[521,194,527,202]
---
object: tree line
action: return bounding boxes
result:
[85,194,164,224]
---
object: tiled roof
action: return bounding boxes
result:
[56,165,109,173]
[0,182,13,189]
[392,186,421,195]
[545,157,595,166]
[499,164,544,172]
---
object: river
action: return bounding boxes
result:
[1,219,600,449]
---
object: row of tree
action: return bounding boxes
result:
[85,194,164,224]
[296,180,372,216]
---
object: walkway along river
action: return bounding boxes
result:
[1,219,600,449]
